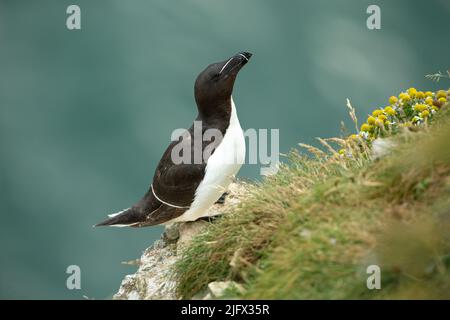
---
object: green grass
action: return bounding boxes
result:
[174,103,450,300]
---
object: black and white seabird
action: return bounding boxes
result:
[95,52,252,227]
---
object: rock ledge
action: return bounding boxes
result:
[113,182,245,300]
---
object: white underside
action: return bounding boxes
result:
[170,97,246,223]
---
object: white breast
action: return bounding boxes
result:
[171,97,246,222]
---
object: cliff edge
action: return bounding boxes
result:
[113,182,246,300]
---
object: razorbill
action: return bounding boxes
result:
[95,51,252,227]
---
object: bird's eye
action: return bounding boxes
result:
[211,73,220,80]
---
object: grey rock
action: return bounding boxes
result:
[164,223,180,242]
[178,221,208,245]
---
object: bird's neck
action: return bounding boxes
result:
[197,97,232,131]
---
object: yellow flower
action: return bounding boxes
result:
[438,97,447,104]
[425,91,433,97]
[432,106,439,111]
[389,96,398,105]
[375,119,384,127]
[384,106,396,116]
[367,116,376,125]
[413,104,427,112]
[420,110,430,118]
[416,91,425,99]
[372,109,383,117]
[407,87,417,97]
[425,97,434,105]
[399,93,411,101]
[436,90,447,99]
[378,114,387,122]
[349,134,358,140]
[361,123,370,132]
[338,149,345,155]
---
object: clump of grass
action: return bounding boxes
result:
[175,145,369,298]
[174,90,450,299]
[243,110,450,299]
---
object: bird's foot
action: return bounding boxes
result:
[196,215,220,223]
[215,192,229,204]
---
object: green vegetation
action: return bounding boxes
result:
[174,89,450,299]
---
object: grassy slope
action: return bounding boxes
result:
[174,107,450,300]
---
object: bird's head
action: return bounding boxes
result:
[194,52,252,115]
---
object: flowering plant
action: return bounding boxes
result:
[354,88,449,143]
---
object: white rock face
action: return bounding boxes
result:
[113,240,178,300]
[372,138,396,159]
[113,182,246,300]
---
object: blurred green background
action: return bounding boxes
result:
[0,0,448,299]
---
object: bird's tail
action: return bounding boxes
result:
[94,207,145,227]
